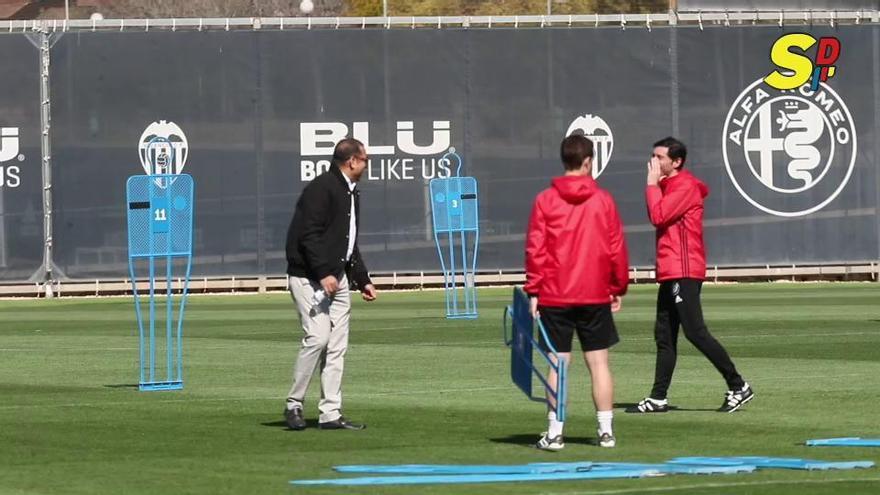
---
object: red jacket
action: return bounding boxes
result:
[645,170,709,282]
[524,175,629,307]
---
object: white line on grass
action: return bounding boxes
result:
[669,373,865,383]
[0,386,510,411]
[406,341,497,347]
[5,331,870,352]
[352,386,508,397]
[539,476,880,495]
[625,331,879,342]
[4,328,872,353]
[1,329,876,354]
[0,341,501,352]
[0,347,138,352]
[349,324,470,332]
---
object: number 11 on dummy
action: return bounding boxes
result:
[126,174,194,391]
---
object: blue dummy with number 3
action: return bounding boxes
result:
[429,149,479,319]
[126,174,194,391]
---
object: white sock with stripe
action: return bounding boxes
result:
[597,410,613,436]
[548,411,564,437]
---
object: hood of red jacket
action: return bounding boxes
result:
[551,175,598,205]
[660,169,709,198]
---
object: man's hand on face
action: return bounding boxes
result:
[647,157,663,186]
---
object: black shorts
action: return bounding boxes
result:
[537,304,619,352]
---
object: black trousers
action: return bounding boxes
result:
[650,279,745,400]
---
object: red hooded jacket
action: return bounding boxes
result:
[645,169,709,282]
[524,175,629,307]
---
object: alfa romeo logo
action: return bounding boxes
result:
[722,78,856,217]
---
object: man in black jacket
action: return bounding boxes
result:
[283,138,377,431]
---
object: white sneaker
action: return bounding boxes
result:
[598,430,616,448]
[535,431,564,451]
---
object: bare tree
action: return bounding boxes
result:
[65,0,662,18]
[97,0,345,18]
[353,0,666,16]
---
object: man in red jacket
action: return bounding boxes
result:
[630,137,754,415]
[525,135,629,450]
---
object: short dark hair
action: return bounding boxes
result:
[332,138,365,168]
[560,135,594,171]
[653,136,687,168]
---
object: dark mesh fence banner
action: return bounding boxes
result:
[0,24,873,280]
[260,28,672,274]
[51,32,260,278]
[258,29,469,276]
[464,28,673,271]
[0,35,41,281]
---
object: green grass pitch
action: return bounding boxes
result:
[1,283,879,494]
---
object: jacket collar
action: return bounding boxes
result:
[660,169,687,191]
[329,165,351,189]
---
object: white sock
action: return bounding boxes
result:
[597,410,613,436]
[548,411,564,437]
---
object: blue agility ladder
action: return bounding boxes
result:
[429,148,479,319]
[502,287,567,421]
[290,459,759,486]
[126,174,194,391]
[291,468,660,486]
[333,462,752,476]
[290,456,876,486]
[334,462,593,475]
[669,456,874,471]
[807,438,880,447]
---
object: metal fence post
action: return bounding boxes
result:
[25,24,66,296]
[40,27,54,297]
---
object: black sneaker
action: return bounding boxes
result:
[718,383,755,413]
[284,406,306,430]
[318,416,366,430]
[625,397,669,413]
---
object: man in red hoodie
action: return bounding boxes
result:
[525,135,629,450]
[630,137,754,415]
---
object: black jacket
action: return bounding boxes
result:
[285,166,371,290]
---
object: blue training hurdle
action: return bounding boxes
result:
[503,286,567,421]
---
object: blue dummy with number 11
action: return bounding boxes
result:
[126,174,194,391]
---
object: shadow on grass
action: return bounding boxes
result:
[103,384,140,389]
[615,402,718,412]
[489,434,598,447]
[262,419,322,430]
